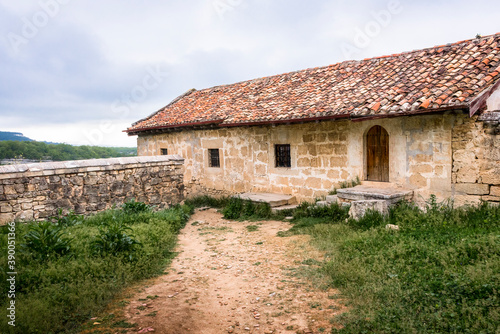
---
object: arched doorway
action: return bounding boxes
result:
[366,125,389,182]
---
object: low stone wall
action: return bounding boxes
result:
[0,155,185,224]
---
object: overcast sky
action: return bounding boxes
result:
[0,0,499,147]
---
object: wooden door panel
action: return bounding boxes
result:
[366,126,389,182]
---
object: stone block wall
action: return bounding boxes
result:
[0,156,185,224]
[137,113,461,203]
[138,120,357,201]
[452,113,500,206]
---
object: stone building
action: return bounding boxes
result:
[127,34,500,205]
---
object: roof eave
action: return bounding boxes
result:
[125,119,224,136]
[350,105,469,122]
[220,114,351,127]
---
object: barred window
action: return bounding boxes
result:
[208,149,220,168]
[161,148,168,155]
[275,144,291,168]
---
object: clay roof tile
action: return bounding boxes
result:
[127,33,500,133]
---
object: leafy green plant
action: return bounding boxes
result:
[51,208,83,227]
[91,219,142,260]
[122,199,151,214]
[21,221,73,260]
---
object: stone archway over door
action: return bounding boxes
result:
[366,125,389,182]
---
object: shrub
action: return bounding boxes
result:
[184,195,230,208]
[254,202,272,219]
[51,208,84,227]
[122,199,151,214]
[90,218,142,261]
[21,221,73,261]
[347,209,385,230]
[293,202,349,222]
[222,197,244,219]
[242,200,256,217]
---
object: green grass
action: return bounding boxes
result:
[329,176,361,195]
[220,197,275,221]
[246,225,259,232]
[184,195,230,209]
[0,203,192,333]
[186,195,289,222]
[286,198,500,333]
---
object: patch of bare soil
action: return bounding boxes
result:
[124,208,346,334]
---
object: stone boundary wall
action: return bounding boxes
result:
[0,155,185,224]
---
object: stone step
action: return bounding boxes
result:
[237,192,297,207]
[326,195,338,203]
[272,204,300,213]
[337,185,413,205]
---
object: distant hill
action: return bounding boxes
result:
[0,131,33,142]
[0,131,137,163]
[0,141,137,162]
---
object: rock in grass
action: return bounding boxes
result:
[348,200,388,219]
[385,224,400,231]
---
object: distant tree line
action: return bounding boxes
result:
[0,141,137,161]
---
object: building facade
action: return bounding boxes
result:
[128,34,500,205]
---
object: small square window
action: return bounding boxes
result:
[161,148,168,155]
[208,149,220,168]
[275,144,291,168]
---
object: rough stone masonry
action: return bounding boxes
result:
[0,155,185,224]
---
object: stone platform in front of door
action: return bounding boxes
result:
[335,183,414,205]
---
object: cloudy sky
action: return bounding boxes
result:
[0,0,499,147]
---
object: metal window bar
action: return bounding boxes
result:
[209,149,220,168]
[275,144,291,168]
[161,148,168,155]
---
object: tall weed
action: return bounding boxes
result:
[20,221,73,261]
[90,218,142,261]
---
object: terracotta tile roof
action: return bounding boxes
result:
[127,33,500,134]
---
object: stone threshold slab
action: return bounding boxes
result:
[236,193,297,207]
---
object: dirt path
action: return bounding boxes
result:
[125,208,345,334]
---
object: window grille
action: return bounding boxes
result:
[208,149,220,168]
[275,144,291,168]
[161,148,168,155]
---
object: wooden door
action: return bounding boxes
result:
[366,126,389,182]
